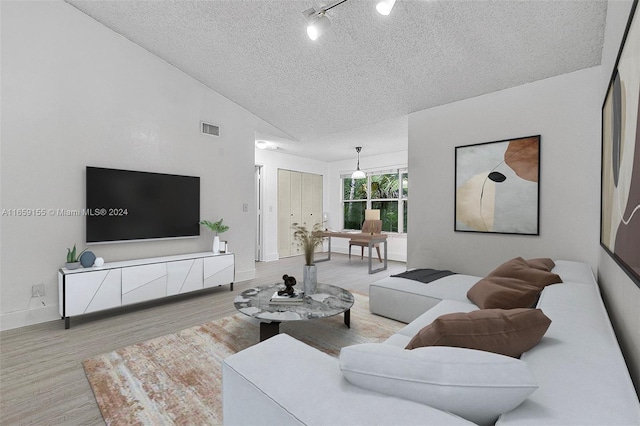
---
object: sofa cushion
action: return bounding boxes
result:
[550,260,597,285]
[497,283,640,425]
[467,257,562,309]
[224,334,475,426]
[370,274,479,324]
[405,308,551,357]
[340,344,538,426]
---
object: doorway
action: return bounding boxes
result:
[255,165,264,261]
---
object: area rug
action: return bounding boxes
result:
[82,293,403,425]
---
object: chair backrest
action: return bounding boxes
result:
[361,219,382,234]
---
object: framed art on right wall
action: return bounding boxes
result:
[601,0,640,288]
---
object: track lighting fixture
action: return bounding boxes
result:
[352,147,366,179]
[304,0,396,40]
[376,0,396,16]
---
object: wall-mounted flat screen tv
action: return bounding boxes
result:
[86,167,200,243]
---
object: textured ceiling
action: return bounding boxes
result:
[65,0,607,162]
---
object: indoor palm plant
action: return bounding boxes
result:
[292,222,324,294]
[200,218,229,253]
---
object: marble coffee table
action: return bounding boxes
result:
[234,283,355,341]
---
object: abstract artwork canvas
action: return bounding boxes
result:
[455,136,540,235]
[601,1,640,288]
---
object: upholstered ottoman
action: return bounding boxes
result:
[369,273,480,323]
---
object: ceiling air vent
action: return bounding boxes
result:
[201,122,220,137]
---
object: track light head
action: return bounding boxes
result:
[303,0,393,40]
[376,0,396,15]
[307,13,331,41]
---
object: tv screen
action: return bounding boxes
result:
[86,167,200,243]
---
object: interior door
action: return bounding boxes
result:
[255,165,263,261]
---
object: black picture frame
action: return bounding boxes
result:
[600,0,640,288]
[455,135,541,235]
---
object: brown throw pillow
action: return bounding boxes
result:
[467,257,562,309]
[405,308,552,358]
[467,277,540,309]
[526,258,555,272]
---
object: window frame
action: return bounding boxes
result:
[341,167,408,233]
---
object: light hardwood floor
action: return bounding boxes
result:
[0,253,406,425]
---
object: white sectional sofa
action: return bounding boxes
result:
[222,260,640,425]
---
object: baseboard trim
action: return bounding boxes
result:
[235,268,256,282]
[263,253,280,262]
[1,305,60,331]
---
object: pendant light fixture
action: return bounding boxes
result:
[352,147,366,179]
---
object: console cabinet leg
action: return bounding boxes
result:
[230,282,234,291]
[64,317,70,329]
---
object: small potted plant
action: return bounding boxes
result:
[200,218,229,253]
[292,222,324,294]
[66,244,87,270]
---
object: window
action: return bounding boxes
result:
[342,177,367,230]
[342,169,408,233]
[402,172,408,233]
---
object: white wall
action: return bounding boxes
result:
[407,1,640,395]
[254,148,329,262]
[0,0,282,330]
[596,0,640,394]
[408,66,601,275]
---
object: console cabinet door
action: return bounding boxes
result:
[64,269,122,316]
[122,263,167,305]
[167,258,204,296]
[203,254,234,288]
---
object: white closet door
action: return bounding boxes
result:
[277,169,323,259]
[278,169,291,257]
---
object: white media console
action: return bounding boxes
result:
[58,251,234,329]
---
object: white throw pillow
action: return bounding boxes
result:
[339,344,537,426]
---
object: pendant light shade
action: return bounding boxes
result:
[352,169,366,179]
[351,147,366,179]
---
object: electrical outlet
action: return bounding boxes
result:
[32,283,45,297]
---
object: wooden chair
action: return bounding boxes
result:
[349,220,383,262]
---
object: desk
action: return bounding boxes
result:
[316,231,388,274]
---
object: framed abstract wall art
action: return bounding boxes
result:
[601,1,640,288]
[455,135,540,235]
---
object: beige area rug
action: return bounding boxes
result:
[83,293,403,425]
